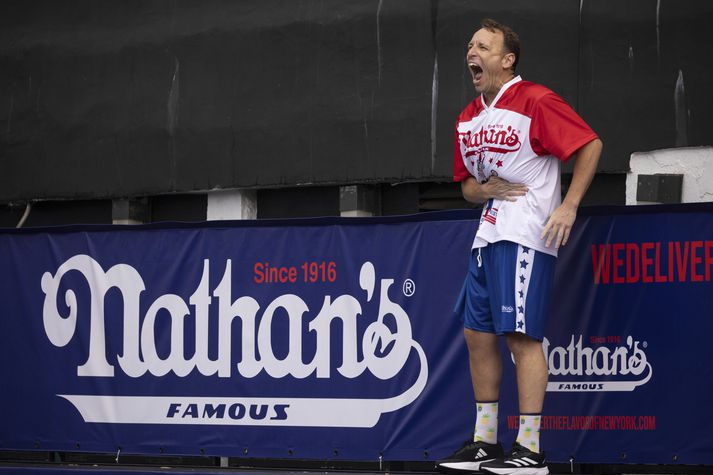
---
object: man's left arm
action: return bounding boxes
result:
[540,138,603,249]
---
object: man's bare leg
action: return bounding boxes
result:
[464,329,503,401]
[505,332,547,456]
[505,332,547,413]
[432,329,505,472]
[465,328,502,447]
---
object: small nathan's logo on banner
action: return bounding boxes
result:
[542,335,652,392]
[41,256,428,428]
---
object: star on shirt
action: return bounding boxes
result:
[518,305,524,314]
[496,160,503,167]
[518,290,524,298]
[519,259,529,269]
[519,275,526,284]
[517,321,524,329]
[522,247,530,254]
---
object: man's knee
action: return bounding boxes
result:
[505,332,542,359]
[464,328,498,355]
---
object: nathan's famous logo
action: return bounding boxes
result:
[542,335,652,392]
[41,255,428,427]
[458,124,522,156]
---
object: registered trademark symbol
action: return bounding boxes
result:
[643,341,648,348]
[403,279,415,297]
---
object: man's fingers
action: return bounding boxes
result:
[541,220,562,248]
[539,220,552,241]
[545,225,572,249]
[488,177,528,199]
[544,226,554,247]
[561,228,571,246]
[555,227,565,249]
[497,186,527,201]
[541,205,576,248]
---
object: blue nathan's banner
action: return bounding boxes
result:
[539,203,713,465]
[1,206,712,465]
[0,212,477,461]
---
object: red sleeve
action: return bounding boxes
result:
[453,122,470,182]
[529,92,598,162]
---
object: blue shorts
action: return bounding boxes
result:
[454,241,555,341]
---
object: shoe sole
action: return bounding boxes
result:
[437,460,494,473]
[481,467,549,475]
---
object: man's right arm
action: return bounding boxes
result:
[461,176,529,204]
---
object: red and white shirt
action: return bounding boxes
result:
[454,76,598,257]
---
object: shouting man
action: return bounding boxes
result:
[437,18,602,475]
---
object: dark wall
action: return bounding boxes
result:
[1,0,711,202]
[0,200,111,227]
[257,186,340,218]
[577,0,713,169]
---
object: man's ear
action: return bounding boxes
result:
[502,52,516,70]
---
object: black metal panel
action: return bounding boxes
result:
[1,1,712,201]
[0,204,27,228]
[636,173,683,203]
[151,194,207,223]
[1,200,112,227]
[257,186,340,218]
[380,183,419,215]
[579,0,713,171]
[562,172,627,206]
[0,0,435,201]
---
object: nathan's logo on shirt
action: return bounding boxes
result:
[40,256,428,428]
[542,335,652,392]
[459,125,522,155]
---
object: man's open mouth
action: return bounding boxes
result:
[468,63,483,82]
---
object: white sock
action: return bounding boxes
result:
[474,401,498,444]
[515,414,541,453]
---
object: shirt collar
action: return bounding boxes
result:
[481,75,522,111]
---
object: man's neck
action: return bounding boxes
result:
[482,73,516,106]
